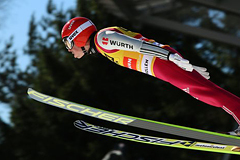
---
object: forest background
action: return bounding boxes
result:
[0,0,240,159]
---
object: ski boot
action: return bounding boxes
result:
[227,126,240,152]
[227,126,240,136]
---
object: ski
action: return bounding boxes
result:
[28,88,240,146]
[74,120,240,155]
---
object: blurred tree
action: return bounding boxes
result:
[0,37,28,160]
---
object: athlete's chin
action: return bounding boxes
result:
[74,56,82,59]
[73,54,80,58]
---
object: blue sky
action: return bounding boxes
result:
[0,0,76,124]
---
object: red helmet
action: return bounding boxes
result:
[61,17,97,49]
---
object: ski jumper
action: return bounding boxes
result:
[94,26,240,124]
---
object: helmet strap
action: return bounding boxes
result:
[81,47,88,56]
[81,32,98,56]
[88,31,98,55]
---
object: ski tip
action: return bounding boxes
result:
[27,88,33,93]
[74,120,88,129]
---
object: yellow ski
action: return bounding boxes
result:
[74,120,240,155]
[28,88,240,146]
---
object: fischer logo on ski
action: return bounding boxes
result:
[75,120,196,146]
[74,120,240,155]
[28,89,134,125]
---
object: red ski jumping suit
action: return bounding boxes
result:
[94,26,240,124]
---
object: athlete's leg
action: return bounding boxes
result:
[153,57,240,124]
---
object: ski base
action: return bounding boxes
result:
[74,120,240,155]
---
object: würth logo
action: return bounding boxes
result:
[102,37,109,45]
[110,40,134,49]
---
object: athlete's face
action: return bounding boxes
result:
[68,39,91,59]
[68,45,84,59]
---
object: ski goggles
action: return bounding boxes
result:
[62,20,94,50]
[62,37,74,50]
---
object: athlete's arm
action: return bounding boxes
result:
[96,30,170,60]
[96,30,209,78]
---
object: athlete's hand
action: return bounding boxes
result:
[168,53,193,72]
[193,65,210,79]
[168,53,210,79]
